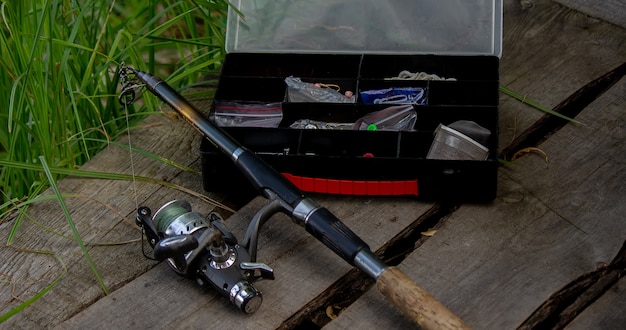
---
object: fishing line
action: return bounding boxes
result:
[124,91,150,255]
[152,203,189,233]
[118,62,144,211]
[124,91,139,213]
[120,62,149,258]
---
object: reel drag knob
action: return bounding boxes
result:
[230,281,263,314]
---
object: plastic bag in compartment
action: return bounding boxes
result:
[426,120,491,160]
[289,119,353,130]
[211,101,283,128]
[353,105,416,131]
[285,76,355,103]
[360,87,427,105]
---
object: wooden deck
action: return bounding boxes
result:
[1,0,625,329]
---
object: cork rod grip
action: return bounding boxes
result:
[377,266,470,330]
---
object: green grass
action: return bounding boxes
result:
[0,0,229,279]
[0,0,228,213]
[0,0,229,322]
[499,85,582,124]
[39,154,109,293]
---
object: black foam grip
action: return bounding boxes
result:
[304,207,369,264]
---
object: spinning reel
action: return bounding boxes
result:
[136,200,275,313]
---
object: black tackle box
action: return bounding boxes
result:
[200,0,502,202]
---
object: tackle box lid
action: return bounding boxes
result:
[226,0,502,57]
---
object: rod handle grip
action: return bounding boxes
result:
[377,266,470,330]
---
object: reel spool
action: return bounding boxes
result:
[153,200,209,237]
[149,200,211,274]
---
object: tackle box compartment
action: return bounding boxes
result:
[200,0,502,201]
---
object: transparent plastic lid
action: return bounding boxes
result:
[226,0,502,57]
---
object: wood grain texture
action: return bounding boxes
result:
[553,0,626,28]
[0,95,220,328]
[498,0,626,150]
[325,73,625,329]
[58,196,435,329]
[326,0,626,327]
[565,277,626,330]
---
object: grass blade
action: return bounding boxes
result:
[0,159,234,212]
[499,85,584,125]
[38,156,109,295]
[0,248,67,324]
[4,184,44,245]
[79,137,200,174]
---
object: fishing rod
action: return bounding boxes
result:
[118,64,469,329]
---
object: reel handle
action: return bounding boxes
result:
[377,266,470,330]
[153,235,198,261]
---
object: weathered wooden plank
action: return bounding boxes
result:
[58,195,434,329]
[565,276,626,330]
[325,76,625,328]
[2,0,624,328]
[325,2,626,326]
[0,96,223,328]
[498,0,626,149]
[553,0,626,28]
